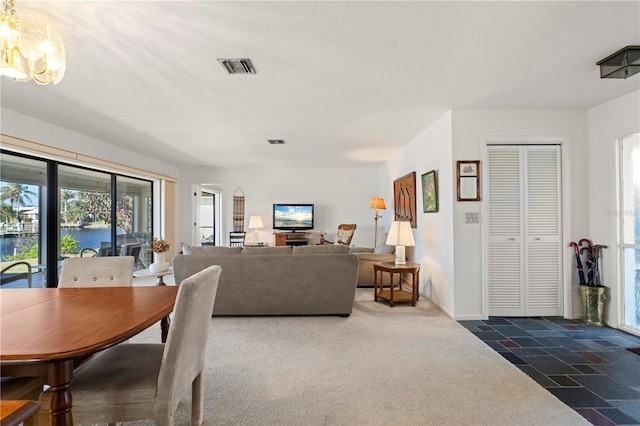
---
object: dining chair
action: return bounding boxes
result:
[229,231,246,247]
[1,372,45,426]
[322,224,357,246]
[58,265,222,425]
[58,256,134,287]
[0,262,32,288]
[0,400,41,426]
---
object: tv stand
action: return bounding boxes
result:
[274,232,310,246]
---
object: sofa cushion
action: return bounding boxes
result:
[242,246,292,254]
[183,246,242,255]
[374,242,395,254]
[292,245,350,254]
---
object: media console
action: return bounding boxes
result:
[274,232,310,246]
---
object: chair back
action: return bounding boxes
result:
[0,262,32,288]
[58,256,134,287]
[156,265,222,409]
[229,231,245,247]
[336,224,356,245]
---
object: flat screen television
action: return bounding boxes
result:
[273,204,314,231]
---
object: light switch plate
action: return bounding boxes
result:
[465,212,480,223]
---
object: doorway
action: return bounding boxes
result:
[192,185,221,247]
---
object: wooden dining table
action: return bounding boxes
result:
[0,286,179,426]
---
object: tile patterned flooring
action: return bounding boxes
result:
[459,317,640,426]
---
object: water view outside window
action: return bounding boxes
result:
[621,132,640,333]
[58,165,112,259]
[0,153,47,287]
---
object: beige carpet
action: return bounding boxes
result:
[122,288,589,426]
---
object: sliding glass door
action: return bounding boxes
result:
[58,165,113,259]
[116,175,153,267]
[0,154,48,287]
[620,132,640,335]
[1,150,154,286]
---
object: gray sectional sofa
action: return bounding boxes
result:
[173,244,359,316]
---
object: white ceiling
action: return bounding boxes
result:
[2,1,639,169]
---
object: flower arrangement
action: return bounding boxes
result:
[150,237,170,253]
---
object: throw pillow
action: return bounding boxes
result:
[335,228,353,245]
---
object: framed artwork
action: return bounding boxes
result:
[421,170,438,213]
[393,172,417,228]
[457,160,481,201]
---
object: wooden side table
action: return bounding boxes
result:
[373,261,420,307]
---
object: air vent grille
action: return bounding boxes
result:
[217,58,256,75]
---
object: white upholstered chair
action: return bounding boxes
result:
[58,256,134,287]
[59,265,222,425]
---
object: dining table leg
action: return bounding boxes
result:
[48,359,74,426]
[161,316,171,343]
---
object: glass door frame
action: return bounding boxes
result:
[2,149,155,287]
[618,132,640,337]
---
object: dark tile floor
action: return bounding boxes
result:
[459,317,640,426]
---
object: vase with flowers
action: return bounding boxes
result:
[149,237,171,273]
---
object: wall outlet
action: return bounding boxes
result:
[465,212,480,224]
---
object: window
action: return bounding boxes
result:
[1,150,154,286]
[200,191,216,245]
[0,153,47,287]
[620,132,640,334]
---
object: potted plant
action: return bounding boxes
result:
[149,237,171,273]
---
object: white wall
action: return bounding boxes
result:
[379,112,456,317]
[451,109,589,320]
[1,108,181,244]
[178,166,379,249]
[1,109,179,179]
[587,90,640,328]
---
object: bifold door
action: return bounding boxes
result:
[487,145,562,317]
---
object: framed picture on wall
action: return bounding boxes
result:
[457,160,481,201]
[421,170,438,213]
[393,172,417,228]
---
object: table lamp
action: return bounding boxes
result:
[248,215,264,245]
[369,197,386,247]
[385,221,415,266]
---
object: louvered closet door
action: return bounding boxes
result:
[487,145,562,317]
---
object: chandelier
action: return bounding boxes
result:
[0,0,65,84]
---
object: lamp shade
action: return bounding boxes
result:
[386,221,415,247]
[248,215,263,229]
[369,197,386,210]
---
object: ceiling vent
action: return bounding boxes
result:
[268,139,285,145]
[217,58,256,75]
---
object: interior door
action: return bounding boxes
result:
[487,145,562,317]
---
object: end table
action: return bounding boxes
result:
[133,267,173,286]
[373,261,420,307]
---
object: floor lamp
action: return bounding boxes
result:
[369,197,386,247]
